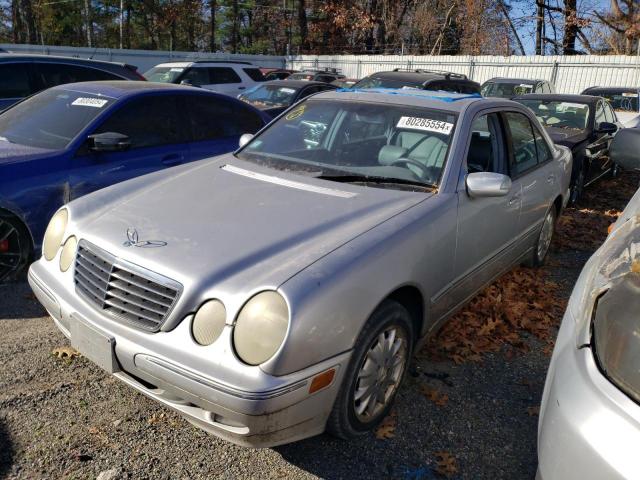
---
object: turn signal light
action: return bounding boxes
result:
[309,369,335,394]
[608,223,615,235]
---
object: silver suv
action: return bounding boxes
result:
[144,61,265,96]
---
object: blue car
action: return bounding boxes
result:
[0,81,269,280]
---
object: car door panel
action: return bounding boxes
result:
[433,112,522,321]
[68,94,190,200]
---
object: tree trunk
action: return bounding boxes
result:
[84,0,93,47]
[231,0,239,53]
[563,0,577,54]
[297,0,307,52]
[535,1,544,54]
[209,0,216,51]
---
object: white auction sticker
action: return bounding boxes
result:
[71,97,108,108]
[397,116,453,135]
[518,84,533,89]
[280,87,296,94]
[622,92,639,98]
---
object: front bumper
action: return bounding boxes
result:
[29,261,350,447]
[537,311,640,479]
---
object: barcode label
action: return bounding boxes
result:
[397,116,453,135]
[71,97,108,108]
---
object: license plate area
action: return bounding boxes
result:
[70,316,119,374]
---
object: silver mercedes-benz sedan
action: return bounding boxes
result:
[537,128,640,480]
[29,89,571,447]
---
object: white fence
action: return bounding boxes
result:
[0,43,286,73]
[289,54,640,94]
[2,43,639,94]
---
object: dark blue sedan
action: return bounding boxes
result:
[0,81,269,279]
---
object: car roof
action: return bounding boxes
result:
[582,86,639,94]
[51,80,218,99]
[312,88,491,112]
[153,61,253,68]
[514,93,600,104]
[366,70,472,83]
[262,80,333,88]
[485,77,544,84]
[0,53,133,69]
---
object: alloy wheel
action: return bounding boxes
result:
[537,210,554,262]
[0,218,24,280]
[353,325,408,422]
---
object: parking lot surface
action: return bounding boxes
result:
[1,172,636,480]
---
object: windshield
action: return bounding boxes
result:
[236,99,457,188]
[354,76,423,90]
[289,73,315,81]
[0,89,113,149]
[239,84,298,108]
[482,82,534,98]
[143,66,185,83]
[591,90,639,113]
[518,99,590,130]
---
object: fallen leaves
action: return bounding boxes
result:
[420,385,449,407]
[424,267,566,363]
[374,411,396,440]
[527,406,540,417]
[52,346,81,361]
[434,451,458,478]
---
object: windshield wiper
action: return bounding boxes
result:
[316,173,437,190]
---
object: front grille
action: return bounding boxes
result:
[74,241,181,331]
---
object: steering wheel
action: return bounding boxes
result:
[389,157,431,179]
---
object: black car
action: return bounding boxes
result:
[353,69,481,94]
[0,54,145,110]
[288,68,345,83]
[515,93,623,203]
[237,79,337,117]
[581,86,640,128]
[482,77,555,98]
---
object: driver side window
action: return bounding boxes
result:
[504,112,538,176]
[466,113,506,175]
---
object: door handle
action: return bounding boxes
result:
[508,194,520,206]
[162,154,183,166]
[238,86,246,90]
[547,174,555,184]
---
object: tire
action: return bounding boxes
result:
[525,206,556,268]
[327,300,414,439]
[569,166,585,205]
[0,211,31,282]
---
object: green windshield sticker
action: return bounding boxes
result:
[285,105,306,120]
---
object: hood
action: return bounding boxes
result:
[0,140,58,166]
[545,127,589,148]
[76,157,429,296]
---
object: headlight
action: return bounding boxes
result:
[192,300,226,346]
[59,236,77,272]
[233,291,289,365]
[593,273,640,403]
[43,209,68,261]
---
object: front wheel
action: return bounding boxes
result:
[0,213,31,282]
[525,206,556,268]
[327,300,414,439]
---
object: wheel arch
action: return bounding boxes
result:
[384,284,425,343]
[0,206,35,255]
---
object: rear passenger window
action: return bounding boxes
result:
[234,105,264,134]
[0,63,32,98]
[504,112,538,175]
[94,96,185,149]
[243,68,265,82]
[187,96,262,140]
[36,63,121,88]
[533,127,552,163]
[207,68,241,84]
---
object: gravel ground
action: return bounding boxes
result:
[0,245,586,480]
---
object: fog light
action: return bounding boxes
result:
[309,368,336,394]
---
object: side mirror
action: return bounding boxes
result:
[466,172,512,198]
[88,132,131,152]
[610,128,640,170]
[597,121,618,135]
[239,133,254,148]
[180,79,200,88]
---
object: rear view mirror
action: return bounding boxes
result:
[88,132,131,152]
[466,172,512,198]
[610,128,640,170]
[239,133,254,148]
[597,122,618,134]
